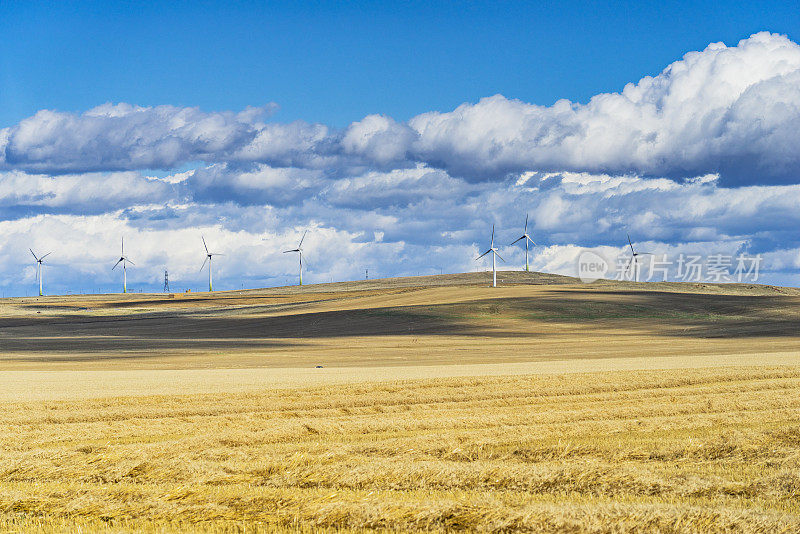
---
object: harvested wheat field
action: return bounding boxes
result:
[1,367,800,532]
[1,272,800,532]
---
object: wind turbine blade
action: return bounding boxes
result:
[202,236,209,254]
[200,256,208,272]
[283,249,299,253]
[627,233,636,255]
[526,236,536,246]
[624,256,635,273]
[510,235,526,245]
[495,251,506,263]
[41,252,52,260]
[299,229,308,248]
[524,213,528,233]
[121,236,124,255]
[112,259,122,270]
[476,249,492,260]
[490,224,495,247]
[126,258,135,266]
[30,249,39,262]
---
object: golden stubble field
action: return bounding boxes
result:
[1,367,799,533]
[0,272,799,532]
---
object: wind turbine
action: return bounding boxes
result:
[200,236,223,292]
[625,233,651,282]
[510,214,536,272]
[30,249,51,296]
[476,224,505,287]
[112,237,134,293]
[284,230,307,286]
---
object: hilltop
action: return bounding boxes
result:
[0,270,798,374]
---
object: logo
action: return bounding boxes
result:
[577,250,609,283]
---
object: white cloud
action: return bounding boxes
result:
[323,165,468,209]
[0,103,274,174]
[341,114,416,165]
[0,170,173,212]
[3,33,800,185]
[3,164,800,294]
[188,163,325,206]
[407,32,800,184]
[233,121,338,169]
[0,213,395,292]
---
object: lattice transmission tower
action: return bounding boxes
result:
[163,270,170,292]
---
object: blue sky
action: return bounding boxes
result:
[2,1,799,127]
[2,2,800,295]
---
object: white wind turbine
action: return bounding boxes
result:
[112,237,134,293]
[30,249,52,297]
[625,233,652,282]
[200,236,223,292]
[283,230,307,286]
[509,214,536,272]
[476,224,505,287]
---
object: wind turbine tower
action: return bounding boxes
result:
[283,230,307,286]
[625,233,651,282]
[30,249,51,296]
[476,225,505,287]
[200,236,223,292]
[112,237,134,293]
[510,214,536,272]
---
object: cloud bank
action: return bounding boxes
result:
[1,32,800,294]
[4,32,800,186]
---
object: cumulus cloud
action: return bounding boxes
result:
[4,163,800,294]
[323,165,472,209]
[187,163,325,206]
[232,120,342,169]
[0,103,276,174]
[0,170,174,215]
[3,32,800,185]
[341,114,416,165]
[407,32,800,184]
[0,212,411,292]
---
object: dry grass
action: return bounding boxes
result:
[3,274,800,371]
[1,365,799,532]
